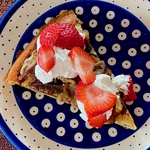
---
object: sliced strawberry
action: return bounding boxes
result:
[88,113,107,128]
[76,81,117,118]
[38,45,55,73]
[69,47,96,84]
[40,23,59,47]
[55,23,84,50]
[123,75,137,101]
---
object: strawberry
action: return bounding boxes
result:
[40,23,59,47]
[123,75,137,101]
[68,47,96,84]
[37,45,55,73]
[76,81,117,118]
[88,113,107,128]
[55,23,84,50]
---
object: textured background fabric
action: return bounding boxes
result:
[0,1,16,149]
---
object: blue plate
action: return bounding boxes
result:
[0,0,150,149]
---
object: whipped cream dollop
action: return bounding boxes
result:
[35,32,86,84]
[35,37,78,84]
[112,74,130,95]
[77,74,130,127]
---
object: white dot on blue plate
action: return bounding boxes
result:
[134,107,144,117]
[98,46,107,54]
[32,29,39,36]
[106,11,115,19]
[92,132,101,142]
[56,112,65,122]
[85,122,93,129]
[132,29,141,38]
[112,43,121,52]
[35,92,44,100]
[22,91,31,100]
[56,99,64,105]
[108,127,118,137]
[122,60,131,69]
[143,93,150,102]
[23,43,29,49]
[105,24,113,32]
[91,6,100,15]
[70,119,79,128]
[89,19,97,28]
[147,78,150,86]
[56,127,66,136]
[74,132,83,142]
[146,60,150,69]
[134,83,141,93]
[118,32,127,40]
[75,6,84,15]
[29,106,39,116]
[108,57,116,66]
[140,44,150,52]
[45,17,52,24]
[44,103,53,112]
[121,19,130,27]
[70,106,78,113]
[41,118,50,128]
[95,33,104,42]
[134,69,144,78]
[125,101,134,106]
[128,48,137,56]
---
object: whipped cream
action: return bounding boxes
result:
[35,32,86,84]
[77,74,116,125]
[35,47,78,84]
[35,37,78,84]
[112,74,130,95]
[77,74,130,127]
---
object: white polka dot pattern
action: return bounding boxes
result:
[0,0,150,150]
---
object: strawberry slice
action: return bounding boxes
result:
[123,75,137,101]
[88,113,107,128]
[69,47,96,84]
[76,81,117,118]
[37,45,55,73]
[55,23,84,50]
[40,23,59,47]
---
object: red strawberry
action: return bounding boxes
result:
[38,45,55,73]
[55,23,84,50]
[76,81,117,118]
[88,113,107,128]
[123,75,137,101]
[40,23,59,47]
[68,47,96,84]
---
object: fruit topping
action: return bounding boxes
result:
[76,81,117,118]
[55,23,84,50]
[123,75,137,101]
[88,113,107,128]
[40,23,84,50]
[69,47,96,84]
[37,45,55,73]
[40,23,59,47]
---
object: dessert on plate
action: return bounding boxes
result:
[4,10,137,130]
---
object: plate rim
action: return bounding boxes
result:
[0,0,150,149]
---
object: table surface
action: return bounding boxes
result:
[0,1,16,149]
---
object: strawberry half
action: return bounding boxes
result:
[88,113,107,128]
[123,75,137,101]
[40,23,59,47]
[76,81,117,118]
[37,45,55,73]
[68,47,96,84]
[55,23,84,50]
